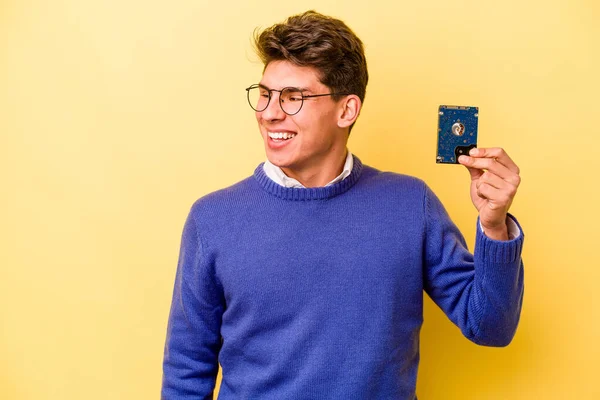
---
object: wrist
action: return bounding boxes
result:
[482,222,509,241]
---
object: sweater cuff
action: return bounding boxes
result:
[475,214,524,264]
[479,216,521,240]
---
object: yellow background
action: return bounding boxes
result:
[1,0,598,398]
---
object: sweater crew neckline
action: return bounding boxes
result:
[253,156,364,201]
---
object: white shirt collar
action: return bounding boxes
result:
[263,151,354,188]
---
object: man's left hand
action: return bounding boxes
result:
[458,147,521,241]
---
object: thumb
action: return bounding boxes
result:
[458,155,483,181]
[465,166,483,181]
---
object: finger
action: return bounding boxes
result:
[477,170,513,191]
[459,155,515,181]
[469,147,520,175]
[477,183,514,210]
[474,157,521,187]
[462,164,484,181]
[477,174,519,202]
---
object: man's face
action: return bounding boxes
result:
[256,60,348,178]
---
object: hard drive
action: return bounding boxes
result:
[436,105,478,164]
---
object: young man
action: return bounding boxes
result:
[162,11,524,399]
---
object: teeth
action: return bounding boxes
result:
[268,132,296,140]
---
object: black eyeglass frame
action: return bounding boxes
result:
[245,84,351,116]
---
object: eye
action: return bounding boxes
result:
[283,89,303,102]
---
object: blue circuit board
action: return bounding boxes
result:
[436,105,478,164]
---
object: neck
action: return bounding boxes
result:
[255,156,363,201]
[281,149,348,188]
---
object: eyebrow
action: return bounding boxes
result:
[257,83,311,92]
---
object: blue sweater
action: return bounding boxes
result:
[162,156,524,399]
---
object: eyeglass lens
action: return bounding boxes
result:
[247,86,304,115]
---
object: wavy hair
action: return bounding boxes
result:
[254,11,368,131]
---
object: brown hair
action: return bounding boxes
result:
[254,11,368,130]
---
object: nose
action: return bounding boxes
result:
[260,91,285,122]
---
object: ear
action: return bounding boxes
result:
[337,95,362,129]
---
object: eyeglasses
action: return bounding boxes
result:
[245,84,350,116]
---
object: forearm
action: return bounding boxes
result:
[161,211,224,399]
[162,287,221,399]
[467,224,525,346]
[424,186,525,346]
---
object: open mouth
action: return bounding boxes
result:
[268,132,297,141]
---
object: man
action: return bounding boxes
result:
[162,10,524,399]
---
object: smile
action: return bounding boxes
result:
[268,132,297,140]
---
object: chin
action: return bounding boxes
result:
[266,154,291,168]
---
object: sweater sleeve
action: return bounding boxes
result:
[422,185,525,346]
[162,209,225,399]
